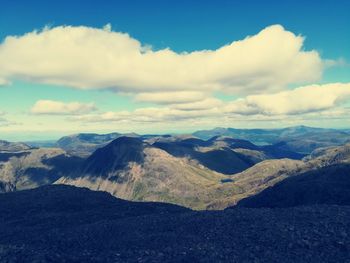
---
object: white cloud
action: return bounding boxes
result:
[69,82,350,125]
[225,83,350,115]
[135,91,208,104]
[0,24,323,103]
[171,98,223,110]
[0,117,20,127]
[0,77,10,86]
[0,117,7,123]
[31,100,97,115]
[70,106,221,123]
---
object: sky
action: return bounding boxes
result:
[0,0,349,141]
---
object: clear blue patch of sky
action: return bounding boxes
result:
[0,81,154,113]
[1,0,349,61]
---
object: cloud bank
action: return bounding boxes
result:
[2,24,348,132]
[225,83,350,115]
[31,100,96,115]
[68,83,350,123]
[0,24,322,103]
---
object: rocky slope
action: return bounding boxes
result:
[57,137,235,210]
[306,143,350,166]
[0,185,349,262]
[56,138,350,210]
[152,138,256,175]
[59,136,305,209]
[207,158,306,209]
[0,140,32,152]
[207,136,306,160]
[237,164,350,208]
[151,135,305,175]
[0,148,83,192]
[236,143,350,208]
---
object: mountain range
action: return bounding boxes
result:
[1,126,350,210]
[194,126,350,153]
[1,126,350,261]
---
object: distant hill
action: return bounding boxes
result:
[55,132,123,157]
[152,138,256,174]
[25,140,57,148]
[207,136,306,160]
[193,126,338,141]
[235,143,350,207]
[305,143,350,166]
[193,126,350,153]
[55,132,142,157]
[0,185,349,262]
[0,148,83,192]
[0,140,32,152]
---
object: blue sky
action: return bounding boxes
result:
[0,0,349,140]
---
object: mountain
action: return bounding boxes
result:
[0,136,306,209]
[3,134,350,210]
[151,135,304,175]
[193,126,350,153]
[54,126,347,157]
[79,136,146,175]
[208,136,306,160]
[0,135,307,209]
[306,143,350,166]
[152,137,256,174]
[237,143,350,208]
[0,185,349,262]
[55,132,124,157]
[0,148,83,192]
[237,164,350,208]
[58,136,307,209]
[25,140,57,148]
[206,158,306,209]
[0,140,32,152]
[57,137,350,209]
[57,136,237,210]
[193,126,338,141]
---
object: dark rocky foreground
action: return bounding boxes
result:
[0,185,350,263]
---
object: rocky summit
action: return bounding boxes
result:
[0,185,349,263]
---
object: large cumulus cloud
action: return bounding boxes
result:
[0,24,323,104]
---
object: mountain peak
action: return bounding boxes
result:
[79,137,146,176]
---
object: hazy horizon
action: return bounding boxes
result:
[1,124,350,142]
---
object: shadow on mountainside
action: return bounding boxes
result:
[237,164,350,208]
